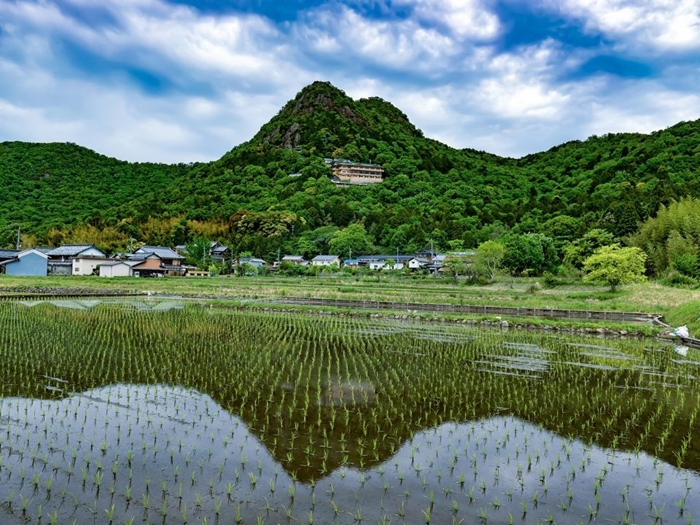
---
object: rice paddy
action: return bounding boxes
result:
[0,300,699,524]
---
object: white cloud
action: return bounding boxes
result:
[1,0,700,164]
[472,41,574,120]
[1,0,305,86]
[543,0,700,51]
[581,81,700,139]
[299,5,461,72]
[393,0,501,40]
[0,54,261,162]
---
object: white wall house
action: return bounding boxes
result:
[311,255,341,266]
[99,261,138,277]
[73,256,116,276]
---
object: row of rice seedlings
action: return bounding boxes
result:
[1,302,699,523]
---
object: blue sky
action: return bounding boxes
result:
[1,0,699,162]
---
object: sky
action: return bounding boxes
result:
[1,0,699,163]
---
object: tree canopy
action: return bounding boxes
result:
[583,245,647,291]
[3,82,700,270]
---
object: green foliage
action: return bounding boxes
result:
[328,223,373,257]
[185,237,211,269]
[474,241,505,281]
[659,271,698,288]
[629,197,700,275]
[563,229,616,269]
[501,233,558,276]
[278,260,309,276]
[583,244,647,291]
[5,84,700,258]
[0,141,181,247]
[443,253,476,282]
[672,253,699,278]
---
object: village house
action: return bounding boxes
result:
[209,242,230,264]
[0,249,19,270]
[99,260,141,278]
[127,246,186,276]
[46,245,106,276]
[0,248,48,276]
[357,255,417,270]
[311,255,341,267]
[280,255,307,266]
[239,257,267,268]
[72,255,116,276]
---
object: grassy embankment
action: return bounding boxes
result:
[1,274,698,334]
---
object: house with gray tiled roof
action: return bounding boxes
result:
[47,244,104,258]
[46,244,106,276]
[128,246,186,276]
[281,255,307,265]
[311,255,341,266]
[357,255,415,270]
[240,257,267,268]
[132,246,183,261]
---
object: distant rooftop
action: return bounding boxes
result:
[134,246,184,260]
[47,244,98,257]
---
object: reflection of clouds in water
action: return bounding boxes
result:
[18,299,185,311]
[1,385,699,524]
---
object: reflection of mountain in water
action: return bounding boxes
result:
[1,384,699,525]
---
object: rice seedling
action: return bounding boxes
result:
[0,302,699,524]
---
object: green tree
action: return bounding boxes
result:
[582,244,647,291]
[563,229,616,269]
[328,223,373,257]
[501,233,558,276]
[443,253,474,282]
[474,240,505,281]
[185,237,211,269]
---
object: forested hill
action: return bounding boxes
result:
[1,81,700,259]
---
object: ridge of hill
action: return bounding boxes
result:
[1,81,700,259]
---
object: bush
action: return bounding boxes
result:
[542,271,559,288]
[672,253,699,278]
[659,271,698,287]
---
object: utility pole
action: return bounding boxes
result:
[16,226,21,251]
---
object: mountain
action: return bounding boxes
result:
[1,81,700,259]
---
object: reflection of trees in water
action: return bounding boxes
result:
[1,303,699,524]
[2,385,699,525]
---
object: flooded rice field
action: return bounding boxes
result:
[0,301,699,524]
